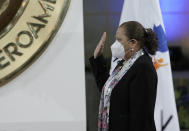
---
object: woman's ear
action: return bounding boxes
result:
[130,39,138,45]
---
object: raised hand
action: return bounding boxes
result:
[94,32,106,59]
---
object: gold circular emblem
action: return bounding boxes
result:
[0,0,70,86]
[0,0,10,15]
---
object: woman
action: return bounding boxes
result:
[89,21,158,131]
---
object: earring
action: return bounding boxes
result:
[130,48,134,52]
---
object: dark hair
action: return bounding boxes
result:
[120,21,158,55]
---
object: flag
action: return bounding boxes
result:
[110,0,180,130]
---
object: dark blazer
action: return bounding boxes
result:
[89,50,158,131]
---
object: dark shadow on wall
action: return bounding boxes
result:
[83,0,124,131]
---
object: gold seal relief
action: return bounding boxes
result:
[0,0,9,15]
[0,0,71,86]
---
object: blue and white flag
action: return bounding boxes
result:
[110,0,180,130]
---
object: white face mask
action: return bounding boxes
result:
[111,41,125,59]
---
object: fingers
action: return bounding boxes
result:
[102,32,106,41]
[94,32,106,58]
[99,32,106,45]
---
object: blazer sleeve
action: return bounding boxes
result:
[89,55,110,92]
[129,62,157,131]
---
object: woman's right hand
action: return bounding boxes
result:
[94,32,106,59]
